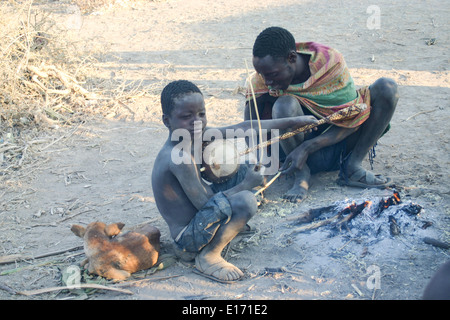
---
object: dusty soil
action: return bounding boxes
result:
[1,0,449,301]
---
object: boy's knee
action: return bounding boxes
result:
[371,77,399,104]
[229,190,257,219]
[272,95,302,119]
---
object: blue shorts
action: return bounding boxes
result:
[306,138,347,174]
[277,136,347,175]
[210,165,248,193]
[174,192,232,253]
[175,165,250,253]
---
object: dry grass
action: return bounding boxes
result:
[0,0,151,181]
[72,0,119,13]
[72,0,160,13]
[1,1,98,127]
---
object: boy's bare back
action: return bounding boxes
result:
[152,140,201,240]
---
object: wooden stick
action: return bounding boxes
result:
[245,59,264,165]
[0,245,83,265]
[285,205,335,223]
[403,108,438,122]
[243,104,366,156]
[17,283,133,296]
[290,212,342,234]
[115,275,182,287]
[0,283,17,295]
[423,237,450,249]
[254,171,281,195]
[0,254,22,265]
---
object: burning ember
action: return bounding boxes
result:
[288,191,426,238]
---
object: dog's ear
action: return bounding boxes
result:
[105,222,125,237]
[71,225,86,238]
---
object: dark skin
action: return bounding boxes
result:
[152,92,318,281]
[246,50,398,202]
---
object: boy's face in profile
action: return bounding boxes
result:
[165,92,207,138]
[252,54,295,91]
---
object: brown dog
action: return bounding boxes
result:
[71,222,160,281]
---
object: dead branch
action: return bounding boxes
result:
[115,275,182,287]
[0,245,83,265]
[27,64,95,99]
[286,205,335,224]
[288,192,404,234]
[0,283,17,295]
[403,108,438,122]
[290,212,343,234]
[17,283,133,296]
[423,237,450,249]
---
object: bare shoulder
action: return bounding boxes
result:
[152,141,173,181]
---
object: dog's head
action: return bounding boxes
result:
[71,222,125,239]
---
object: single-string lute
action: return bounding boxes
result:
[200,103,367,184]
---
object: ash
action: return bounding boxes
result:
[327,196,434,246]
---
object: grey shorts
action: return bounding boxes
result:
[174,192,232,253]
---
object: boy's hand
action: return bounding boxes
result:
[292,116,319,133]
[243,164,265,189]
[279,144,309,176]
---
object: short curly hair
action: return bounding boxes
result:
[160,80,202,116]
[252,26,296,60]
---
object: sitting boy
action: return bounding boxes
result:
[151,80,318,282]
[246,27,399,202]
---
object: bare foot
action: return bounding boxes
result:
[282,184,308,202]
[195,251,243,282]
[282,171,310,203]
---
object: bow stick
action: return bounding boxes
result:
[245,59,264,170]
[241,103,366,157]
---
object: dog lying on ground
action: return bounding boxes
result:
[71,222,160,281]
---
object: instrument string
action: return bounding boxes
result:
[245,59,264,168]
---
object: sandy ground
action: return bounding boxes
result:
[1,0,449,302]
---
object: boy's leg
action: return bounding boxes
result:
[340,78,398,187]
[272,95,311,202]
[195,190,257,281]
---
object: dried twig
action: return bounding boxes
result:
[17,283,133,296]
[423,237,450,249]
[115,275,182,287]
[290,212,343,234]
[0,283,17,295]
[0,245,83,265]
[403,108,438,122]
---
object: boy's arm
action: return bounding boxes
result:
[169,158,214,211]
[216,115,319,136]
[221,164,264,198]
[279,125,358,175]
[170,156,264,208]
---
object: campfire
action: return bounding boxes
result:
[287,191,429,240]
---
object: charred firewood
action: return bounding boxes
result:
[389,216,401,236]
[286,205,335,224]
[423,237,450,250]
[370,191,402,217]
[402,203,422,216]
[421,221,433,229]
[288,191,420,235]
[333,201,369,231]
